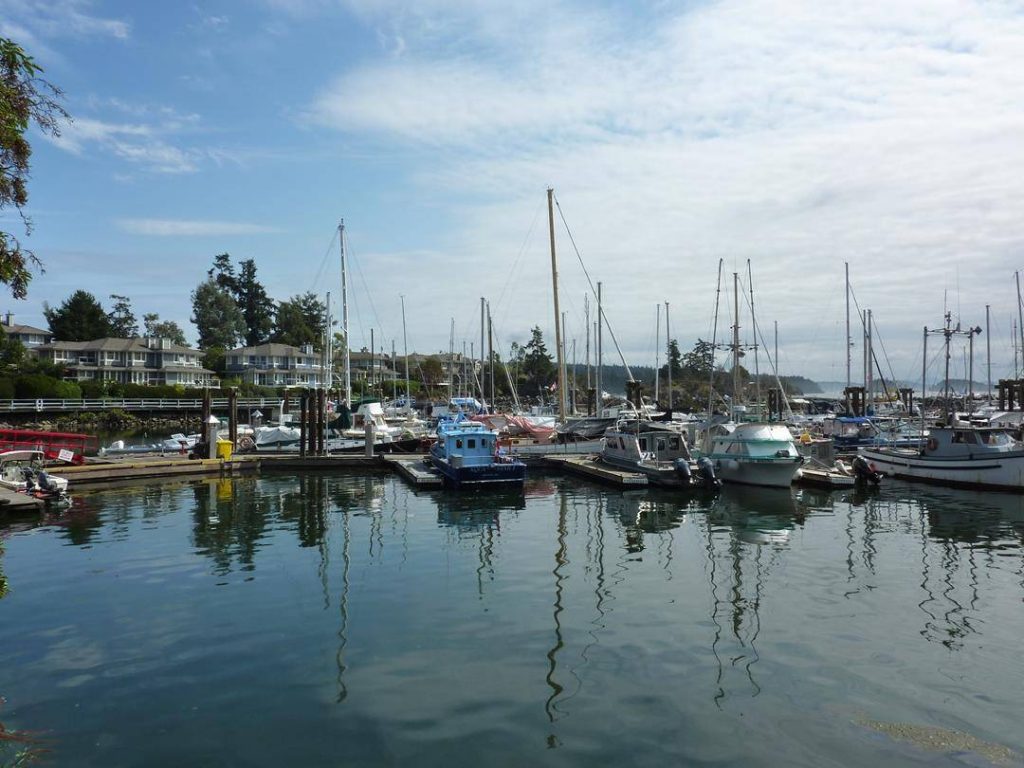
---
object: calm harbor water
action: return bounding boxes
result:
[1,473,1022,767]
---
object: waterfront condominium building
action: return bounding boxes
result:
[34,337,216,387]
[224,342,327,387]
[1,312,53,347]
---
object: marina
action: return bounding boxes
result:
[1,471,1022,766]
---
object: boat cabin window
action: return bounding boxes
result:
[456,439,463,449]
[639,438,648,451]
[619,437,626,450]
[468,439,476,449]
[962,432,979,445]
[657,438,666,451]
[669,437,679,450]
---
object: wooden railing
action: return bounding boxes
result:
[0,398,279,413]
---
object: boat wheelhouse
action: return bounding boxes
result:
[601,420,719,488]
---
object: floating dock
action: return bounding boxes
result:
[0,487,45,513]
[544,455,649,487]
[794,466,856,489]
[381,455,443,488]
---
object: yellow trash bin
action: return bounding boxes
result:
[216,439,233,460]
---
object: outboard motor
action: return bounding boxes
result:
[696,456,722,490]
[851,455,882,486]
[21,466,36,492]
[674,458,693,486]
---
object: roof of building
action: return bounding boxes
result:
[36,337,201,354]
[3,323,51,336]
[227,342,318,356]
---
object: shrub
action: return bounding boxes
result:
[14,373,59,398]
[0,377,14,399]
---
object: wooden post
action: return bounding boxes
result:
[317,388,326,455]
[299,392,308,458]
[228,388,238,447]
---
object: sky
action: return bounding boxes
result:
[3,0,1024,385]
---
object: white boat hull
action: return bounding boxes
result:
[712,458,802,488]
[860,447,1024,491]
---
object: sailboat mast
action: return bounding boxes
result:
[747,260,760,411]
[654,304,660,405]
[845,261,850,414]
[339,220,351,406]
[665,301,671,411]
[706,259,723,420]
[985,304,991,405]
[593,282,598,415]
[732,271,741,411]
[585,295,591,392]
[401,294,410,408]
[1017,272,1024,374]
[325,291,332,390]
[548,188,567,422]
[480,297,486,404]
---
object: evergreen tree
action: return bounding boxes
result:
[681,339,714,379]
[207,253,237,295]
[522,326,555,396]
[0,37,68,298]
[142,313,188,346]
[272,292,325,349]
[107,294,138,338]
[236,259,275,346]
[190,279,245,350]
[43,290,112,341]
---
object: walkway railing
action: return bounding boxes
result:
[0,398,279,413]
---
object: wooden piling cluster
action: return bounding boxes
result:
[299,388,329,457]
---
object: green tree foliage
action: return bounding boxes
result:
[142,313,188,346]
[191,279,245,349]
[202,345,226,376]
[107,294,138,338]
[0,37,68,299]
[420,357,444,387]
[207,254,274,346]
[682,339,715,379]
[43,290,112,341]
[522,326,555,396]
[0,326,25,368]
[660,339,683,379]
[236,259,274,346]
[273,292,326,349]
[208,252,237,294]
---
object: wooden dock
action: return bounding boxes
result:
[0,487,45,514]
[794,466,855,489]
[545,455,649,487]
[381,455,443,488]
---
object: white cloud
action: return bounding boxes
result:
[48,115,202,174]
[305,0,1024,380]
[116,219,282,237]
[2,0,129,41]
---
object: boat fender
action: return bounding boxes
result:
[926,437,938,451]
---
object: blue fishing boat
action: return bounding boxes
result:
[429,418,526,489]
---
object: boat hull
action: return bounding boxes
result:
[860,447,1024,492]
[429,456,526,489]
[711,458,802,488]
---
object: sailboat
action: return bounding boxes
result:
[698,265,803,488]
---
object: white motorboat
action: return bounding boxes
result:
[0,450,70,500]
[702,422,803,488]
[860,426,1024,491]
[601,419,720,489]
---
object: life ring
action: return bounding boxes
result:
[926,437,938,451]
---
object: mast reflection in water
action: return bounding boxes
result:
[0,474,1021,767]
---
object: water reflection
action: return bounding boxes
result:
[703,487,804,709]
